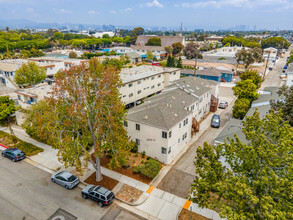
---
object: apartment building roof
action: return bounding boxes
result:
[120,65,179,84]
[127,89,197,130]
[127,77,212,130]
[126,52,141,59]
[166,76,218,97]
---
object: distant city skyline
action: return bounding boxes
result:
[0,0,293,30]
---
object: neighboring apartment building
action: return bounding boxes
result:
[125,76,218,164]
[119,65,180,106]
[286,63,293,87]
[0,58,88,88]
[131,35,186,59]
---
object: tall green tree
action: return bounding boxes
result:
[177,57,182,68]
[146,50,154,61]
[14,62,47,86]
[131,27,144,37]
[271,85,293,126]
[190,111,293,219]
[183,42,200,59]
[261,37,290,49]
[236,48,263,70]
[232,79,259,101]
[172,42,184,55]
[0,96,16,123]
[232,98,251,119]
[48,59,133,181]
[240,70,263,89]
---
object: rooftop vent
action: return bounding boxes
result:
[144,115,148,119]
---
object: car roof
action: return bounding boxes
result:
[220,101,227,103]
[7,148,22,153]
[58,171,73,179]
[213,114,220,117]
[94,186,111,196]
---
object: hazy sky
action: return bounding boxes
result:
[0,0,293,29]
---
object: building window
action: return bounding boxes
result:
[179,123,181,128]
[161,147,167,155]
[129,83,133,87]
[122,95,126,98]
[158,75,161,78]
[182,132,187,140]
[158,83,161,86]
[151,76,155,80]
[162,131,167,139]
[137,90,141,94]
[178,138,180,143]
[191,105,195,111]
[168,147,171,154]
[136,139,140,145]
[200,97,203,103]
[129,93,133,97]
[169,131,172,138]
[183,118,188,126]
[124,121,128,127]
[187,107,189,111]
[138,80,141,84]
[151,85,155,89]
[173,72,176,75]
[136,124,140,131]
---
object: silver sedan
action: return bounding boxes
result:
[51,171,79,189]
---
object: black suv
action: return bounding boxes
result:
[2,148,26,162]
[82,185,115,207]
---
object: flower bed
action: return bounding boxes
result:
[115,184,143,204]
[84,172,119,191]
[0,130,43,156]
[178,208,211,220]
[93,152,163,184]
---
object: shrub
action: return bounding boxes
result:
[119,158,129,168]
[133,159,136,164]
[141,160,144,164]
[133,166,141,173]
[131,142,138,153]
[135,152,138,157]
[139,159,161,179]
[141,151,146,158]
[218,57,226,60]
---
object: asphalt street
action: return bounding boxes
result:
[0,153,142,220]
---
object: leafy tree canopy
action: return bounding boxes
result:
[190,111,293,219]
[261,37,290,49]
[131,27,144,37]
[0,96,16,122]
[172,42,184,55]
[183,42,200,59]
[271,85,293,126]
[233,79,259,101]
[240,70,263,89]
[232,98,251,119]
[145,37,161,46]
[14,61,47,86]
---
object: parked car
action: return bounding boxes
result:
[82,185,115,207]
[280,73,287,79]
[218,101,228,109]
[1,148,26,162]
[211,114,221,128]
[51,171,79,189]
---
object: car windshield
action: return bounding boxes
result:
[68,175,77,182]
[220,102,226,105]
[89,186,95,192]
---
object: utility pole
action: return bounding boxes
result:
[263,51,270,79]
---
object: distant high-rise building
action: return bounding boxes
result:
[253,25,257,31]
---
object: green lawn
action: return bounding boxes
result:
[0,130,44,156]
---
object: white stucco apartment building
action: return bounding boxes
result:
[125,77,219,164]
[286,63,293,87]
[0,58,88,89]
[119,65,180,106]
